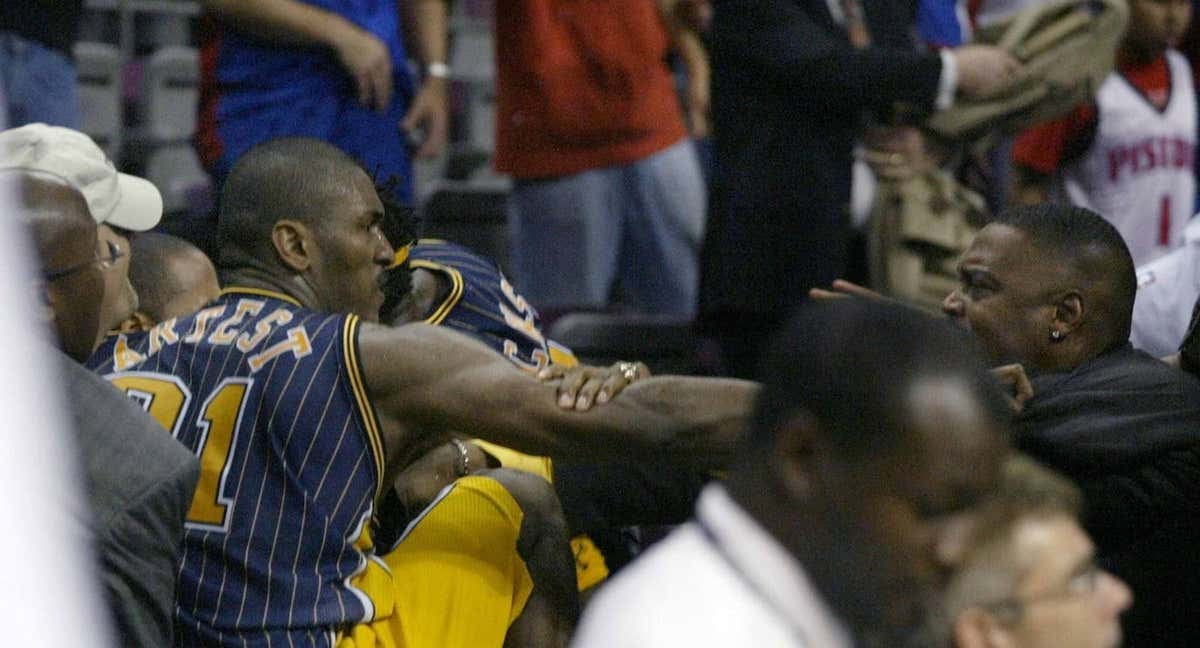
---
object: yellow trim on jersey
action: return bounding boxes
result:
[547,340,579,368]
[389,244,412,269]
[220,286,302,306]
[343,315,387,499]
[470,440,554,483]
[410,259,464,326]
[571,535,610,591]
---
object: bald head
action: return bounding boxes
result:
[1,168,104,362]
[216,138,366,270]
[128,232,220,325]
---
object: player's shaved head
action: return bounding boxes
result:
[129,232,220,324]
[992,204,1136,349]
[217,138,366,269]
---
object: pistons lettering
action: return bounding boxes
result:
[1107,137,1195,182]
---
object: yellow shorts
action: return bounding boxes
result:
[468,441,611,591]
[338,476,534,648]
[471,440,554,482]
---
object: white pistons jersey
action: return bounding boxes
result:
[1057,50,1196,265]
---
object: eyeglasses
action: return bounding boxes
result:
[44,239,126,281]
[982,561,1103,621]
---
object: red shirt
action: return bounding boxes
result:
[493,0,688,178]
[1013,54,1172,173]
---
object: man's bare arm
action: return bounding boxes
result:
[201,0,394,110]
[399,0,450,158]
[657,0,710,137]
[359,323,757,469]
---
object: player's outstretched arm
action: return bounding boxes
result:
[358,322,757,470]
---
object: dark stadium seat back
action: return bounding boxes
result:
[545,311,699,375]
[418,184,510,274]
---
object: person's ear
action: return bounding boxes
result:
[953,607,1010,648]
[272,220,313,273]
[769,411,820,500]
[1050,290,1084,339]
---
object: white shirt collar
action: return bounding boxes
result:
[695,485,854,648]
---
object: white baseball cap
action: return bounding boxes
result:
[0,123,162,231]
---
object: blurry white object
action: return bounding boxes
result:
[1131,217,1200,357]
[851,151,877,230]
[0,173,113,646]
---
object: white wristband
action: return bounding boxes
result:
[426,62,451,79]
[936,50,957,110]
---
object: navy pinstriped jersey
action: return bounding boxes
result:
[87,288,389,647]
[410,240,576,370]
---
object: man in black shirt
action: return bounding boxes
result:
[942,204,1200,647]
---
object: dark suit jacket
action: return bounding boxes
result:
[1016,345,1200,647]
[700,0,942,317]
[57,351,199,647]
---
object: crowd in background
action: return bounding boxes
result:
[5,0,1200,646]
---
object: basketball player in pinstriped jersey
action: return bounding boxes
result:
[89,138,756,647]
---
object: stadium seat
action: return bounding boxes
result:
[419,181,511,273]
[141,46,199,143]
[449,25,495,153]
[545,312,699,375]
[138,46,210,218]
[138,12,191,50]
[74,41,123,158]
[77,8,115,44]
[144,143,211,216]
[449,26,493,84]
